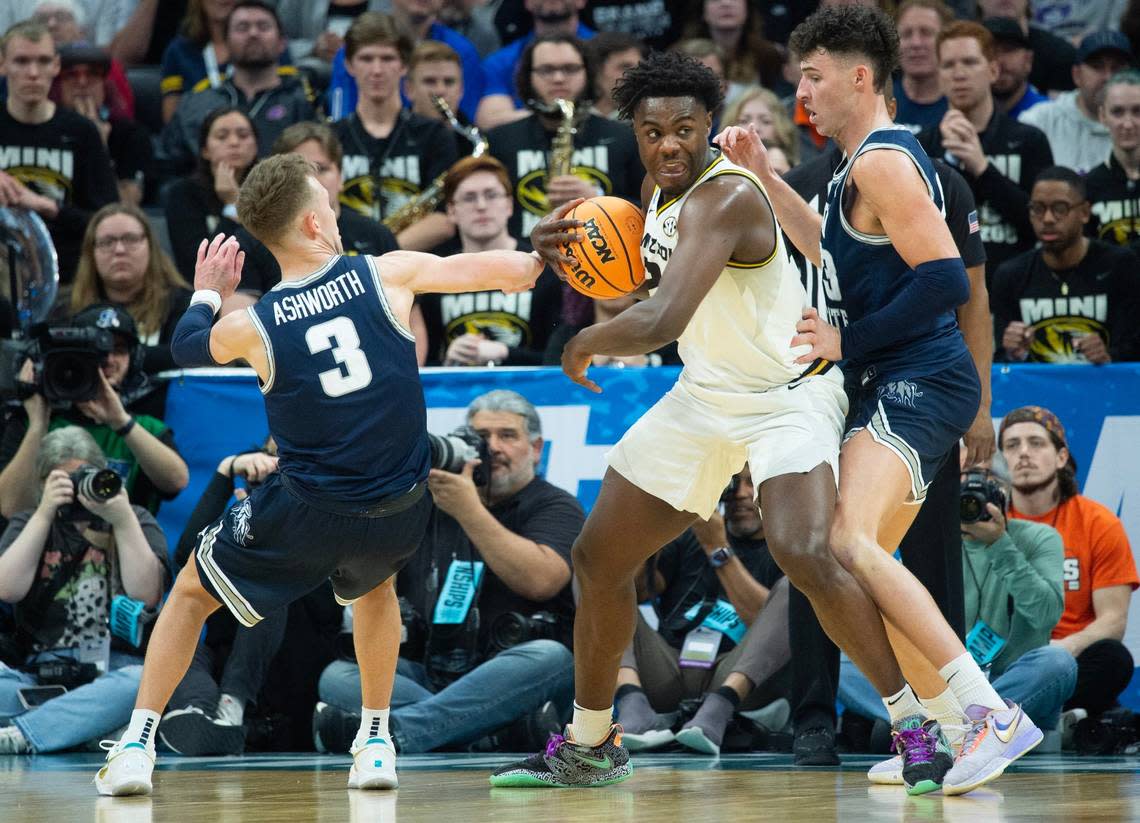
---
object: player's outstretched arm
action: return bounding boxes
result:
[560,176,769,392]
[832,151,970,363]
[714,125,823,267]
[379,249,545,297]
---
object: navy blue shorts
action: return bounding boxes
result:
[194,473,431,627]
[844,354,980,503]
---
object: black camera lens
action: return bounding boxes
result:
[960,493,985,523]
[71,466,122,502]
[43,350,101,402]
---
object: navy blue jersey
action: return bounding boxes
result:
[820,126,969,379]
[248,254,430,504]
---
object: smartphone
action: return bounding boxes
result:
[17,685,67,709]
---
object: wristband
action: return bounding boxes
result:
[221,204,238,219]
[708,546,735,568]
[191,289,223,316]
[115,417,136,438]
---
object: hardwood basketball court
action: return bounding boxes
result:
[4,751,1138,822]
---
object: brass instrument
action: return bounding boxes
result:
[382,96,488,234]
[547,98,576,179]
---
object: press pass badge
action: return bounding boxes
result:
[679,626,722,669]
[433,560,485,625]
[966,619,1007,669]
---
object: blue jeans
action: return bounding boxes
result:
[839,645,1078,730]
[319,639,575,753]
[0,652,144,752]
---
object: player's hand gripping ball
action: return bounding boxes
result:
[556,196,646,299]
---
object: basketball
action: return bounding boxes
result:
[557,196,646,300]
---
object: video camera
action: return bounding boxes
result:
[960,469,1008,524]
[427,425,491,487]
[0,325,115,407]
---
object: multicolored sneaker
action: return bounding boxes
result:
[942,700,1043,796]
[348,737,398,790]
[489,724,632,788]
[93,739,155,796]
[891,714,954,796]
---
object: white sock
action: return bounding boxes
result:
[216,694,244,726]
[124,709,161,749]
[883,683,926,725]
[355,706,390,747]
[939,653,1005,713]
[569,703,613,747]
[921,686,965,727]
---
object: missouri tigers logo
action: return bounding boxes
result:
[231,498,254,546]
[878,380,924,409]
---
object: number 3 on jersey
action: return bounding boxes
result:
[819,248,843,303]
[305,316,373,397]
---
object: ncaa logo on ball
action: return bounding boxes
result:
[662,216,677,237]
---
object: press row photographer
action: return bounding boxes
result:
[313,389,581,754]
[0,426,169,754]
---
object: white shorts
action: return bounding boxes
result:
[606,371,847,519]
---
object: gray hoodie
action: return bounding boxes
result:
[1019,90,1111,174]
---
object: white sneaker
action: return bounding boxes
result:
[0,725,30,754]
[867,754,903,785]
[348,737,398,790]
[94,740,155,796]
[1059,708,1087,751]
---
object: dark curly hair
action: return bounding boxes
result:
[611,50,724,121]
[789,5,900,93]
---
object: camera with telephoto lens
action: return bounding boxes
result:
[487,610,560,655]
[0,325,115,407]
[959,469,1007,524]
[427,425,491,486]
[57,465,122,522]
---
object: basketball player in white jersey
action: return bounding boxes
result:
[491,50,914,789]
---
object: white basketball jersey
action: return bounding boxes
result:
[642,153,826,394]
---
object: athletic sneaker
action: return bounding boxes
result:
[891,714,954,795]
[621,726,675,752]
[159,706,245,756]
[867,753,903,785]
[942,700,1043,796]
[347,736,398,790]
[489,724,632,788]
[94,739,155,796]
[793,725,840,767]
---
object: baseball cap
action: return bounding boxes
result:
[983,17,1031,50]
[57,44,112,70]
[1076,30,1134,65]
[71,303,139,345]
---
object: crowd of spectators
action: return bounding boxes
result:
[0,0,1137,763]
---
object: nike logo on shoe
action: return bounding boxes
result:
[992,707,1022,743]
[566,750,614,770]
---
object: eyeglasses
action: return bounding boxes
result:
[531,63,585,79]
[454,189,507,206]
[94,232,147,252]
[1028,200,1084,218]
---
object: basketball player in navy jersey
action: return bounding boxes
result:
[491,51,921,791]
[718,4,1041,795]
[93,153,544,797]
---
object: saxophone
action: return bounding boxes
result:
[547,98,576,180]
[382,96,488,234]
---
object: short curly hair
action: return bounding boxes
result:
[789,5,900,93]
[611,50,724,121]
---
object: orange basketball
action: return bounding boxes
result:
[557,196,646,300]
